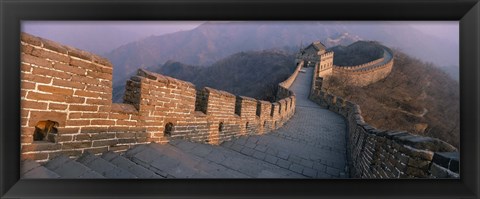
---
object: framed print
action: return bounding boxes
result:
[1,0,479,198]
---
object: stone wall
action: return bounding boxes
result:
[309,64,460,178]
[20,32,300,161]
[330,47,394,87]
[318,51,334,77]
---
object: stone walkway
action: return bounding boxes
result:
[21,67,348,178]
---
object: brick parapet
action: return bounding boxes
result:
[330,46,394,87]
[20,32,299,161]
[308,63,459,178]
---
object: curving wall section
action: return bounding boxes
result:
[331,47,394,87]
[309,63,460,178]
[19,32,301,161]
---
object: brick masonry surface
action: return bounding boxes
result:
[21,67,348,178]
[20,32,299,162]
[19,32,458,179]
[309,62,460,178]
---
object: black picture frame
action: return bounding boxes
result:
[1,0,479,198]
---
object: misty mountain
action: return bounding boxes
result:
[329,41,384,66]
[113,50,296,103]
[104,21,458,85]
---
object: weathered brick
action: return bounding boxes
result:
[21,127,36,136]
[116,132,136,139]
[21,153,48,161]
[108,126,130,132]
[21,100,48,110]
[71,76,100,85]
[53,79,85,89]
[21,135,34,144]
[86,98,110,105]
[87,70,111,80]
[91,133,116,140]
[52,62,86,76]
[91,120,115,126]
[28,111,67,127]
[56,127,80,135]
[38,85,74,96]
[32,67,71,80]
[48,150,82,159]
[62,141,92,149]
[92,139,118,147]
[81,127,108,133]
[22,143,61,153]
[69,58,96,70]
[91,53,112,67]
[26,91,67,102]
[84,147,109,155]
[42,39,68,54]
[21,53,51,68]
[118,138,136,144]
[21,44,34,54]
[31,47,70,63]
[66,96,86,104]
[80,113,108,119]
[21,73,52,84]
[116,120,137,126]
[109,113,130,120]
[56,135,73,142]
[109,145,130,152]
[48,103,68,110]
[21,33,42,46]
[21,63,33,73]
[69,105,98,112]
[65,120,91,126]
[74,90,99,98]
[74,134,91,141]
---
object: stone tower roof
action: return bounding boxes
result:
[311,41,326,51]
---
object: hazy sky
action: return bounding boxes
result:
[22,21,204,54]
[22,21,458,55]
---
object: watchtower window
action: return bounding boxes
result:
[164,122,173,137]
[33,120,59,142]
[245,122,249,130]
[219,122,224,132]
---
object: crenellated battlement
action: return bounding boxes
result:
[309,63,459,178]
[333,57,385,71]
[298,41,394,87]
[20,32,300,161]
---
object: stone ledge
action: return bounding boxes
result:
[432,152,459,173]
[111,103,139,115]
[21,32,112,67]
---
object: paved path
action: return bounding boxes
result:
[21,67,348,179]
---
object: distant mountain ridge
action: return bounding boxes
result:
[112,50,296,103]
[104,21,458,85]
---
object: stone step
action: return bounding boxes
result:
[101,151,162,178]
[44,155,104,178]
[76,152,137,178]
[168,139,305,178]
[124,143,209,178]
[21,159,60,178]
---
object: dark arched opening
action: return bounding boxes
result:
[164,122,173,137]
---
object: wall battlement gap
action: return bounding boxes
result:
[20,32,301,162]
[308,63,459,179]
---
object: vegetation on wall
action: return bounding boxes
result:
[323,50,459,148]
